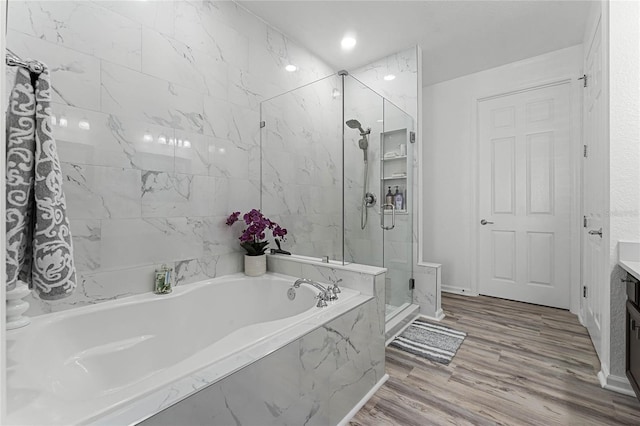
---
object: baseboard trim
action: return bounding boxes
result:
[442,285,475,296]
[337,373,389,426]
[598,364,636,397]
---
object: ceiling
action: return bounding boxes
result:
[239,0,592,86]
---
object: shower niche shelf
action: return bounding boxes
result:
[380,128,410,216]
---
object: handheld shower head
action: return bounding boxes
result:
[359,137,368,161]
[346,119,364,133]
[346,119,370,136]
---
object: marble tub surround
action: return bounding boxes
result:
[7,273,369,426]
[267,254,387,337]
[140,297,384,426]
[5,0,335,316]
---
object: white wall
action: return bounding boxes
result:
[423,45,583,293]
[607,0,640,379]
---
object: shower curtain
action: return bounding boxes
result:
[5,65,76,299]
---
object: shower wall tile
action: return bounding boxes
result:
[211,178,260,217]
[100,218,204,270]
[101,61,204,133]
[9,0,142,71]
[6,30,101,111]
[52,104,176,172]
[208,137,251,179]
[70,219,102,273]
[141,172,212,218]
[95,0,176,36]
[173,1,250,71]
[141,28,228,96]
[7,0,335,316]
[351,47,418,120]
[203,216,242,257]
[173,131,211,176]
[24,263,168,316]
[202,96,260,146]
[61,163,142,220]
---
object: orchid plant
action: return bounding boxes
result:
[226,209,287,256]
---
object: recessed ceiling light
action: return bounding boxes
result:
[341,36,356,50]
[285,64,297,72]
[383,74,396,81]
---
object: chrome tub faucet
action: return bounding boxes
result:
[326,278,342,301]
[293,278,331,307]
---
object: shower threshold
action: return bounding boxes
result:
[384,303,420,345]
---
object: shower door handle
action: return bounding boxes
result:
[381,204,395,230]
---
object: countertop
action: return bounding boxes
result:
[619,241,640,280]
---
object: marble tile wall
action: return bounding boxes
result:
[351,47,419,120]
[141,290,384,426]
[5,0,335,315]
[260,75,343,260]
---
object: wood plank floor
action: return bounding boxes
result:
[351,294,640,425]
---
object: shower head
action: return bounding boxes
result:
[359,136,369,161]
[346,119,370,136]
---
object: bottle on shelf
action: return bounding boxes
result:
[394,186,404,210]
[385,186,393,209]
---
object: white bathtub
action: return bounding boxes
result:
[6,272,365,425]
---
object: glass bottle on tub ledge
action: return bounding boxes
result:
[385,186,393,210]
[394,186,404,211]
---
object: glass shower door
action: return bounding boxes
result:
[343,76,414,321]
[260,75,343,261]
[381,99,414,319]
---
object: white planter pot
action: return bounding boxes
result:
[244,254,266,276]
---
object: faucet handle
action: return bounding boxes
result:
[315,293,328,307]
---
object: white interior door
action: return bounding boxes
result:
[582,17,604,358]
[478,83,573,309]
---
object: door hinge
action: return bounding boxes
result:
[410,131,416,144]
[583,216,587,228]
[578,74,588,88]
[583,145,588,158]
[409,278,415,290]
[583,286,587,298]
[260,121,265,128]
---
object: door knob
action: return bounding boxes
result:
[588,228,603,237]
[480,219,494,225]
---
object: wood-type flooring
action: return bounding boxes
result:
[351,293,640,425]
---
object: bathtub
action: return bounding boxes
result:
[6,272,367,425]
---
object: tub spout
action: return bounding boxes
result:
[293,278,330,307]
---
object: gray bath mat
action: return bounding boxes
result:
[390,318,466,365]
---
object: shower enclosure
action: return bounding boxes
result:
[260,72,415,323]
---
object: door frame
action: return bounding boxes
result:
[469,77,583,314]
